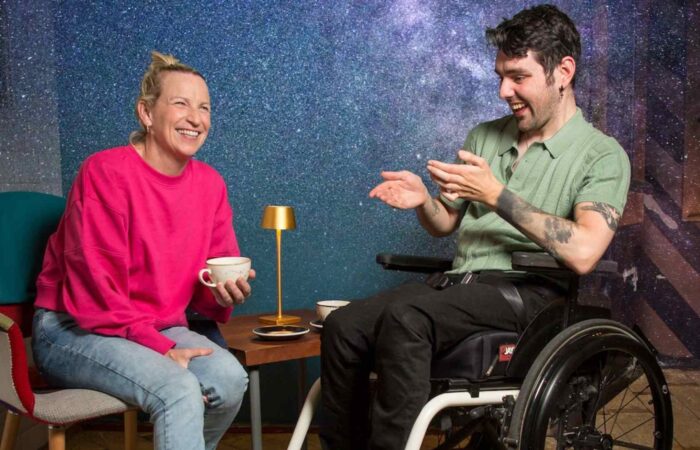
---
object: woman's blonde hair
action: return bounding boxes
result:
[130,51,205,144]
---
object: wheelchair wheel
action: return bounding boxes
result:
[506,319,673,450]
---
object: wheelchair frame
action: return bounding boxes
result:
[288,252,673,450]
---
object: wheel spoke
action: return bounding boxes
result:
[613,415,655,441]
[610,438,655,450]
[632,385,656,416]
[597,385,649,432]
[607,386,629,435]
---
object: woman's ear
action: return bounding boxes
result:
[136,100,152,128]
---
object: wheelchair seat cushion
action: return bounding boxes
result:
[430,330,518,380]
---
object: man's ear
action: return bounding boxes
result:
[136,100,152,128]
[558,56,576,89]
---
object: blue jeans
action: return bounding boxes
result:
[32,308,248,450]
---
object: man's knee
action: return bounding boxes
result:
[378,301,431,340]
[321,308,363,357]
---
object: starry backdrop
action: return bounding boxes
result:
[49,0,621,315]
[1,0,698,423]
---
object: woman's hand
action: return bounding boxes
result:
[211,269,256,307]
[166,347,213,369]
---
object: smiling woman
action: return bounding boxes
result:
[130,52,212,175]
[31,51,254,450]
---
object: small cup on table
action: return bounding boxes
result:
[316,300,350,322]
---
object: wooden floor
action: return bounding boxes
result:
[68,431,442,449]
[62,368,700,449]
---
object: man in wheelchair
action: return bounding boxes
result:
[317,4,671,450]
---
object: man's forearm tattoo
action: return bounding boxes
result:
[581,202,619,231]
[428,198,441,217]
[496,189,538,225]
[497,188,572,259]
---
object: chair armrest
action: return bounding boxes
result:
[511,252,618,274]
[376,253,452,273]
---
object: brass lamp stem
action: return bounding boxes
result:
[258,204,300,325]
[276,228,283,319]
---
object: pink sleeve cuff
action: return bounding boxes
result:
[126,325,176,355]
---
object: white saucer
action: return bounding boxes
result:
[309,319,323,331]
[252,325,310,341]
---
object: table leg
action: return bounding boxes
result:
[297,359,307,450]
[250,366,263,450]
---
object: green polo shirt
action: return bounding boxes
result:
[442,108,630,274]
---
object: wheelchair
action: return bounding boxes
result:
[288,251,673,450]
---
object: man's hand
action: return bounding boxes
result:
[166,347,213,369]
[211,269,256,307]
[427,150,504,207]
[369,170,430,209]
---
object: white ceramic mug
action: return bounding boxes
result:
[316,300,350,322]
[198,257,251,288]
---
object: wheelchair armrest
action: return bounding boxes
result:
[376,253,452,274]
[511,252,618,274]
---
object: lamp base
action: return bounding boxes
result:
[258,314,301,325]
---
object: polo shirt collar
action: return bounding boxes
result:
[498,107,586,158]
[498,119,519,156]
[543,108,585,158]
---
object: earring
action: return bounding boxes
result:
[146,125,151,134]
[559,86,564,99]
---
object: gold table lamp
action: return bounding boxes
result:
[259,205,300,325]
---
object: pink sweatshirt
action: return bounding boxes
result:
[35,145,240,354]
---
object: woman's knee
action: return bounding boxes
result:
[154,371,205,414]
[202,353,248,410]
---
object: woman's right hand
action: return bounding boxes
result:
[369,170,430,210]
[166,347,213,369]
[211,269,256,307]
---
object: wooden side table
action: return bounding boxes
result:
[218,309,320,450]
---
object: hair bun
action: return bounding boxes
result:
[151,50,180,67]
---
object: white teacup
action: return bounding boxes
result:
[316,300,350,322]
[198,257,251,288]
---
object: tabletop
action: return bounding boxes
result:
[218,309,321,366]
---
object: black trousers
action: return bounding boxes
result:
[319,274,561,450]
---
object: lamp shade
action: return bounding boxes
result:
[261,205,296,230]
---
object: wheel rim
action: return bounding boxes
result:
[537,338,672,450]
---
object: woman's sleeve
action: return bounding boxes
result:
[61,159,175,354]
[189,182,240,323]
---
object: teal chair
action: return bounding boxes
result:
[0,191,139,450]
[0,191,65,333]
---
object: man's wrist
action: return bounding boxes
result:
[418,187,432,208]
[486,183,506,210]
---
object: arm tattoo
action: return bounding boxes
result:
[497,188,572,259]
[496,189,538,225]
[428,198,441,217]
[580,202,619,231]
[543,216,573,258]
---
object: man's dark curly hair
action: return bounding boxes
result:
[485,4,581,87]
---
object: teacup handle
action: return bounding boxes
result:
[198,268,217,288]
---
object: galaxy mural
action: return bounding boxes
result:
[1,0,698,423]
